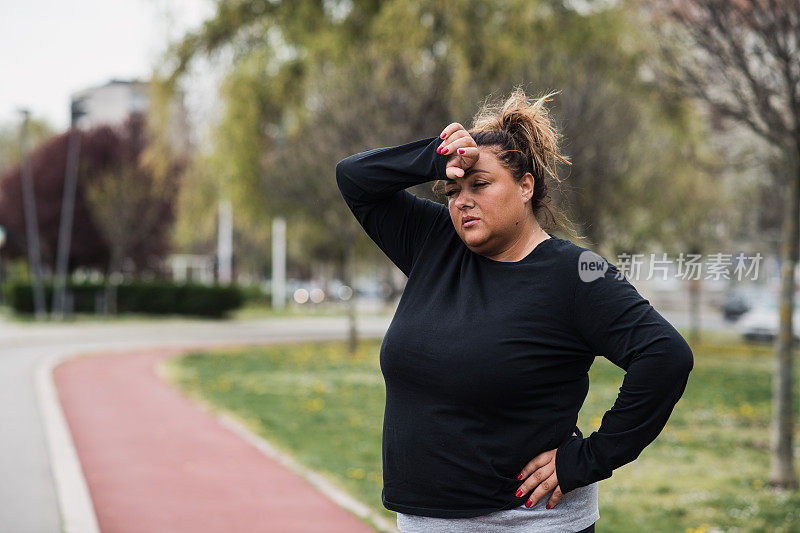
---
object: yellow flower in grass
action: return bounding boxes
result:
[207,379,231,392]
[245,381,268,394]
[752,478,763,490]
[303,398,325,411]
[312,380,326,394]
[738,402,754,418]
[684,525,710,533]
[346,467,365,479]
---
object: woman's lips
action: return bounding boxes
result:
[463,219,479,228]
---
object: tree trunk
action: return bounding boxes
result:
[343,226,359,356]
[105,246,124,317]
[688,243,702,346]
[770,152,799,489]
[687,278,701,346]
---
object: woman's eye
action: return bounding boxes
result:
[445,183,486,197]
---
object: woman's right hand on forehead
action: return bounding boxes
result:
[438,122,479,180]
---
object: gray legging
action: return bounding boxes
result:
[396,481,600,532]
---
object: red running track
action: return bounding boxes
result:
[53,346,377,533]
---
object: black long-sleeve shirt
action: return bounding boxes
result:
[335,135,694,518]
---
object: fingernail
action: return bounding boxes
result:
[458,148,465,154]
[515,490,523,497]
[525,500,532,508]
[441,147,449,154]
[546,504,552,509]
[441,132,446,138]
[436,147,442,153]
[516,473,523,480]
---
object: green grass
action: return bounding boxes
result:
[160,332,800,532]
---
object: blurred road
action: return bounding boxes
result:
[0,314,393,533]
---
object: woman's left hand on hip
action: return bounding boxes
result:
[513,432,576,509]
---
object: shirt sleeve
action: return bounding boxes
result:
[335,135,449,277]
[554,256,694,494]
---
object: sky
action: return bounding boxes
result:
[0,0,215,131]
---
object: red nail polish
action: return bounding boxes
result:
[441,133,446,138]
[525,500,532,508]
[546,504,551,509]
[436,147,441,153]
[442,148,448,154]
[515,490,523,497]
[458,148,465,154]
[516,473,523,480]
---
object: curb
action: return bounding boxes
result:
[34,351,100,533]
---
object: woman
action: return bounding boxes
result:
[335,88,693,532]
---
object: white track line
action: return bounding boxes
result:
[35,350,100,533]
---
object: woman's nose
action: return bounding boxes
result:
[453,191,473,208]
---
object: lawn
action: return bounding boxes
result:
[159,331,799,532]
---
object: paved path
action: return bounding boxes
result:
[0,314,393,533]
[54,345,379,532]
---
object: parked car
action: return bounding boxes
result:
[721,286,773,321]
[737,298,800,343]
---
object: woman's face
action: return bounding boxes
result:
[444,147,535,257]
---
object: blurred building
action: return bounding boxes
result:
[70,79,149,129]
[69,78,192,155]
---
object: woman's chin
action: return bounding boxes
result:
[459,233,488,250]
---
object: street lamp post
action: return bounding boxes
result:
[0,225,6,306]
[52,98,86,320]
[18,109,47,320]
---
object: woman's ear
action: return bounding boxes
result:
[520,172,535,203]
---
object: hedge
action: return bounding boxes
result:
[2,280,246,318]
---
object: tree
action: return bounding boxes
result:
[656,0,800,489]
[82,113,182,313]
[159,0,731,353]
[0,115,180,286]
[165,0,727,247]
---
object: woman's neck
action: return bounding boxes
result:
[485,221,550,262]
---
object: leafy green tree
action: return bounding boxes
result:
[157,0,733,352]
[164,0,727,249]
